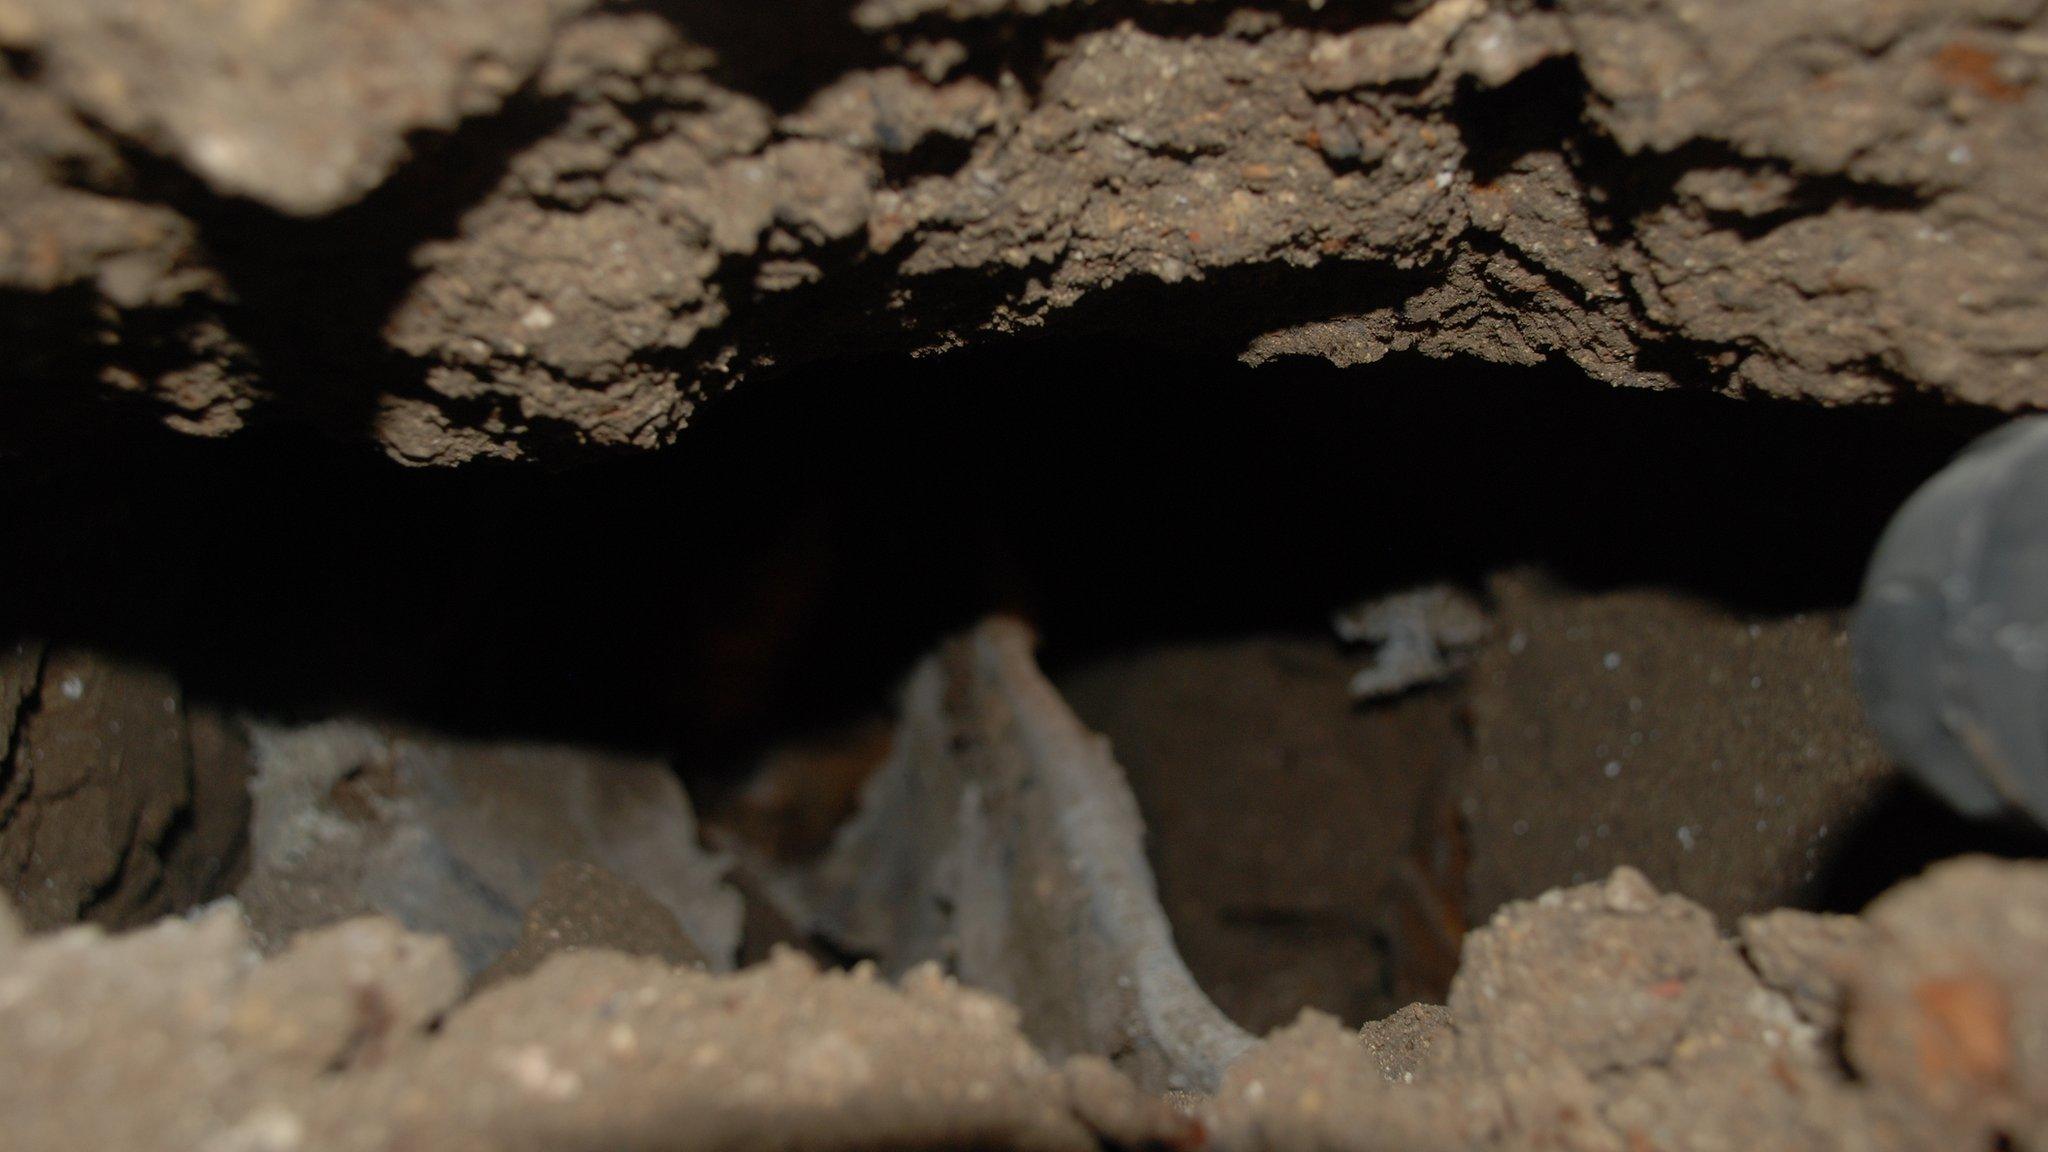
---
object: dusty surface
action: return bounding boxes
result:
[0,644,247,931]
[0,901,1186,1152]
[1061,636,1468,1033]
[1207,859,2048,1152]
[5,851,2044,1150]
[1,0,2045,460]
[1463,570,1900,925]
[475,860,709,986]
[238,719,742,974]
[0,0,592,215]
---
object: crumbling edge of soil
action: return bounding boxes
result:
[3,852,2043,1151]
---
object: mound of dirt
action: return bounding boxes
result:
[5,854,2042,1150]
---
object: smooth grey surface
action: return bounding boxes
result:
[1856,417,2048,826]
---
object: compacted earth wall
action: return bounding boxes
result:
[4,0,2047,460]
[4,2,2048,1151]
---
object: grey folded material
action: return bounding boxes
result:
[239,721,742,975]
[797,618,1257,1093]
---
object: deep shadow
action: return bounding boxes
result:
[1814,778,2048,913]
[0,341,2003,796]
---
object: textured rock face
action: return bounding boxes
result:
[0,905,1165,1152]
[4,854,2043,1151]
[0,623,2045,1150]
[0,645,249,932]
[0,0,594,215]
[2,0,2045,462]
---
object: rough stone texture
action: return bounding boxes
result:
[1203,864,2004,1152]
[238,719,743,975]
[0,68,261,438]
[2,841,2044,1150]
[1464,571,1898,925]
[1,0,2044,460]
[1355,1002,1452,1083]
[0,647,204,931]
[0,0,593,216]
[0,900,1170,1152]
[1740,907,1874,1035]
[1846,857,2048,1150]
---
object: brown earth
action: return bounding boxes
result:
[3,0,2047,461]
[5,1,2048,1148]
[1060,636,1468,1033]
[1462,570,1899,925]
[0,615,2044,1148]
[4,850,2044,1151]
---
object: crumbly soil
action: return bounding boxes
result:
[6,839,2046,1151]
[3,0,2047,461]
[2,610,2047,1149]
[5,0,2048,1147]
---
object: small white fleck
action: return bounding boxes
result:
[1508,631,1528,654]
[59,676,84,700]
[607,1024,639,1057]
[496,1044,582,1100]
[1604,760,1622,779]
[205,1104,304,1152]
[1603,652,1621,671]
[1676,826,1696,852]
[1749,675,1764,689]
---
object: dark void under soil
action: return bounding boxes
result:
[3,340,2030,1026]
